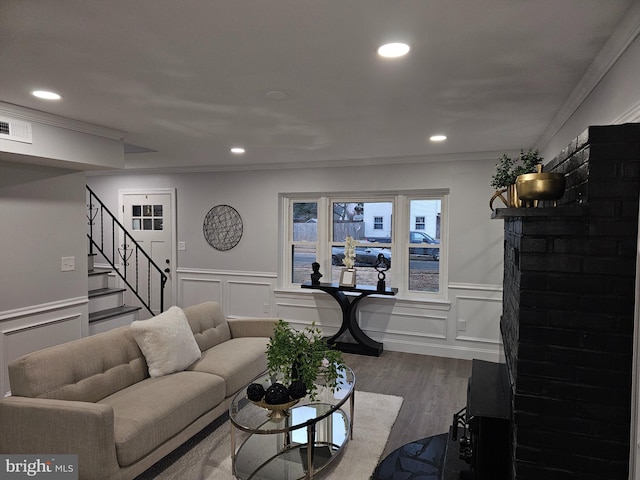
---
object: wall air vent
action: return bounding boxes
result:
[0,117,33,144]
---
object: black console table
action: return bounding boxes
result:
[301,282,397,356]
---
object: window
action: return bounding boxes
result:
[290,201,318,284]
[331,200,393,284]
[408,199,441,292]
[283,191,447,296]
[131,204,163,230]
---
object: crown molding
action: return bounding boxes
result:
[88,149,507,176]
[0,102,125,141]
[613,98,640,123]
[535,1,640,150]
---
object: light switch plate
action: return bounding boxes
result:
[61,256,75,272]
[178,241,186,251]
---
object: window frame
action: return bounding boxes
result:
[281,190,448,299]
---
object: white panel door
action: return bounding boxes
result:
[121,191,174,316]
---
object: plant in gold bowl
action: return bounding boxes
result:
[490,148,542,210]
[516,164,566,207]
[247,320,345,414]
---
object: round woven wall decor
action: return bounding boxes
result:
[203,205,243,251]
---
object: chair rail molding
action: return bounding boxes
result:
[0,297,88,397]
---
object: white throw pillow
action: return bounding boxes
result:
[131,306,202,377]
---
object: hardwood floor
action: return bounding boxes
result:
[342,351,472,459]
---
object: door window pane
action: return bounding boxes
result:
[132,204,163,231]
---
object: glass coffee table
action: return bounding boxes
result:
[229,366,355,480]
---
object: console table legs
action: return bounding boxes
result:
[324,290,383,356]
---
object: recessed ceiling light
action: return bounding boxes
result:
[32,90,61,100]
[230,147,245,154]
[430,135,447,142]
[377,43,410,58]
[266,90,289,101]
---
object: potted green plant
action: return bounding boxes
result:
[490,148,542,210]
[248,320,345,405]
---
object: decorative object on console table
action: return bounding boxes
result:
[310,261,323,285]
[301,282,397,356]
[339,236,357,286]
[489,148,542,211]
[374,253,391,292]
[339,268,356,287]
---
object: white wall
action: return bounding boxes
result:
[87,154,506,361]
[0,161,89,395]
[0,162,88,309]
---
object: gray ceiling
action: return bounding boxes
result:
[0,0,635,170]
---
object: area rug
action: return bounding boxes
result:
[136,391,403,480]
[371,433,448,480]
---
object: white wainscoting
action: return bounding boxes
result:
[176,269,502,361]
[176,268,277,318]
[0,297,88,397]
[279,282,502,361]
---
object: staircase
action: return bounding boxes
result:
[86,186,167,335]
[87,251,141,335]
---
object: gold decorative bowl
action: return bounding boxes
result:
[516,172,566,207]
[250,398,300,419]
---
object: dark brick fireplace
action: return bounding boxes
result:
[495,124,639,479]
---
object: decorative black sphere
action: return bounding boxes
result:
[288,380,307,399]
[246,383,266,402]
[264,383,290,405]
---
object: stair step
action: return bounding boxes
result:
[89,305,141,335]
[88,270,111,290]
[88,267,111,276]
[89,305,141,323]
[88,287,126,313]
[89,287,125,298]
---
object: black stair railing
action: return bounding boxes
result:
[86,186,167,316]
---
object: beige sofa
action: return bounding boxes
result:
[0,301,277,480]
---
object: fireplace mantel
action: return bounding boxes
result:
[490,206,587,219]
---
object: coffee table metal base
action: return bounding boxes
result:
[231,402,353,480]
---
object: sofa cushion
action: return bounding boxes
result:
[8,326,148,402]
[184,301,232,351]
[189,337,269,397]
[99,370,225,467]
[131,306,202,377]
